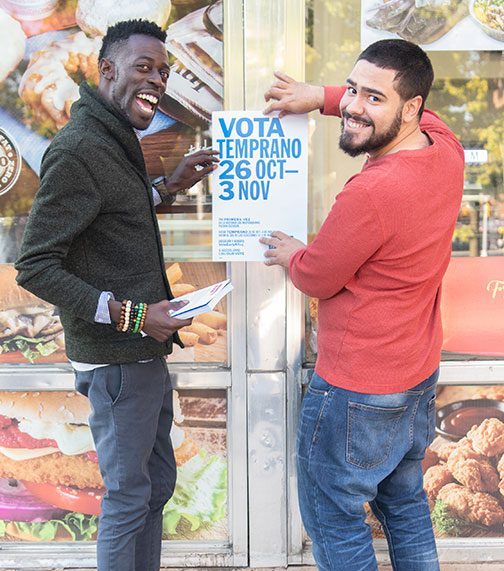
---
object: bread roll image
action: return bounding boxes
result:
[193,311,227,330]
[76,0,172,37]
[178,330,199,347]
[171,283,196,297]
[185,322,218,345]
[0,9,26,83]
[166,263,182,284]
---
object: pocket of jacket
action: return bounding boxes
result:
[105,270,165,304]
[346,402,407,469]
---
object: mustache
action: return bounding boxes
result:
[342,111,373,127]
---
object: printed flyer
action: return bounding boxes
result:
[212,111,308,262]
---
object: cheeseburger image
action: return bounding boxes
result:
[0,390,227,541]
[0,266,66,364]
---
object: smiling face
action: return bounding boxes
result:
[99,34,170,130]
[339,60,407,158]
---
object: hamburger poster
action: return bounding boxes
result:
[0,1,228,365]
[0,389,228,542]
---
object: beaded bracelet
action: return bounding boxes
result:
[132,302,145,333]
[139,303,148,332]
[116,299,129,332]
[121,300,132,332]
[116,300,149,333]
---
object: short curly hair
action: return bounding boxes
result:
[358,40,433,117]
[99,19,167,61]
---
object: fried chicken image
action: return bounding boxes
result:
[467,418,504,457]
[438,483,504,527]
[498,454,504,498]
[472,386,504,401]
[437,437,470,462]
[422,447,439,473]
[447,442,499,493]
[0,451,102,489]
[423,464,454,500]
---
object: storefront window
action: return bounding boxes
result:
[304,0,504,364]
[0,0,231,550]
[0,0,228,366]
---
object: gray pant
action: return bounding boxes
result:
[75,358,176,571]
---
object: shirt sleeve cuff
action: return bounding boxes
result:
[321,85,346,117]
[95,291,115,324]
[152,187,162,206]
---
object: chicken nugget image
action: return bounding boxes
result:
[468,418,504,457]
[423,465,454,501]
[438,483,504,528]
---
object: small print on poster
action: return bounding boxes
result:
[211,111,308,262]
[361,0,504,51]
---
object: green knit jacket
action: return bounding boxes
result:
[15,83,181,363]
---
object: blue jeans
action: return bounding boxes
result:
[297,370,440,571]
[75,358,176,571]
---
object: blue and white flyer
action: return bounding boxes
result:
[212,111,308,261]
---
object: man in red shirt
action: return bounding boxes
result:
[262,40,463,570]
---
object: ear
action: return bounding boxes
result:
[402,95,422,124]
[99,58,115,80]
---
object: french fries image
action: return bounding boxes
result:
[166,264,227,355]
[171,283,196,297]
[166,263,182,284]
[178,331,200,347]
[183,322,218,345]
[193,311,227,331]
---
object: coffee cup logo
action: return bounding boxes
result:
[0,129,21,197]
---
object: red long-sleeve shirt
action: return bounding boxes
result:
[290,86,464,393]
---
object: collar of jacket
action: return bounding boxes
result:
[71,82,148,178]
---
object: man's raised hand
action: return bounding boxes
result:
[264,71,325,118]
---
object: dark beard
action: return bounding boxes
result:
[339,109,402,157]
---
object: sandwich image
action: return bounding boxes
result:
[0,391,101,541]
[0,390,227,542]
[0,265,66,364]
[163,390,227,539]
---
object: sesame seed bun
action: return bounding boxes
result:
[0,391,91,425]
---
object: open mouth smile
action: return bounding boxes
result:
[135,92,160,117]
[345,117,372,131]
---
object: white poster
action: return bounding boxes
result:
[211,111,308,262]
[361,1,504,51]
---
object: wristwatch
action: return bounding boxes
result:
[152,176,176,205]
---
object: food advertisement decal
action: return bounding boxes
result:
[0,0,228,544]
[359,384,504,538]
[361,0,504,50]
[0,0,227,365]
[0,389,228,542]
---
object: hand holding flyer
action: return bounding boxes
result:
[169,279,233,319]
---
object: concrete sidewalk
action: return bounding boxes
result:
[12,566,501,571]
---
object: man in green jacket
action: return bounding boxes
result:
[15,19,218,571]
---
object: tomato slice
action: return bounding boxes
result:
[22,481,102,516]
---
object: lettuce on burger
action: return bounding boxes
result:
[0,266,65,364]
